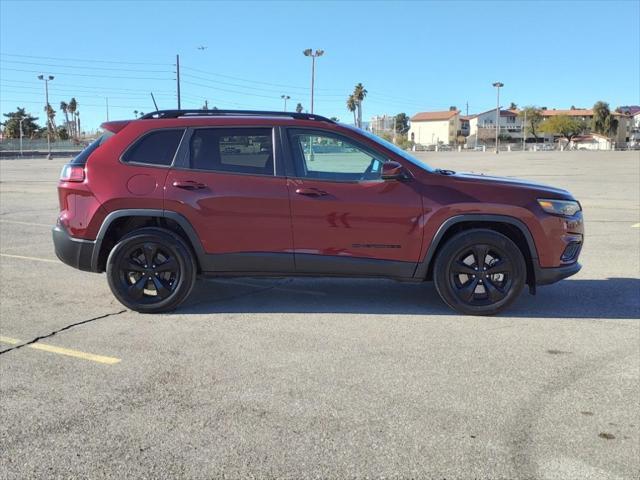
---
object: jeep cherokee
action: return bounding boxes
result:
[53,110,583,315]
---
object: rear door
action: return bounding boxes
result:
[285,128,423,277]
[164,126,294,273]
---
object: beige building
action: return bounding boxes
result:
[409,110,459,146]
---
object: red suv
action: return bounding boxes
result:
[53,110,583,315]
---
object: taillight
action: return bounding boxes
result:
[60,164,85,182]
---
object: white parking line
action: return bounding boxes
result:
[0,219,52,228]
[0,253,58,263]
[632,223,640,228]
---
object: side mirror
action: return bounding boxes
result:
[381,161,406,180]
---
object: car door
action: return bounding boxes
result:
[285,128,423,277]
[164,126,294,273]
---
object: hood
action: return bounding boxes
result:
[453,172,572,198]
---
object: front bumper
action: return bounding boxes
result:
[534,261,581,286]
[52,225,96,272]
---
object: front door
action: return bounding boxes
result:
[164,126,294,273]
[285,129,423,277]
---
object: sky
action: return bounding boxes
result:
[1,0,639,131]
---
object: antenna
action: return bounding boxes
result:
[150,92,159,111]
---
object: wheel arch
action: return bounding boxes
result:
[415,214,539,287]
[91,209,205,272]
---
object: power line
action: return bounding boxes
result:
[1,67,173,81]
[1,59,170,74]
[1,78,175,95]
[0,52,171,66]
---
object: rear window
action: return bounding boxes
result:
[69,131,114,165]
[122,129,185,166]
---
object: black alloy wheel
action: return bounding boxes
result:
[106,228,196,313]
[433,230,526,315]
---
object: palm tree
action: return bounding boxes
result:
[352,83,367,128]
[67,98,77,138]
[295,103,304,113]
[133,110,138,118]
[346,95,357,125]
[60,101,70,134]
[45,103,57,138]
[76,111,80,138]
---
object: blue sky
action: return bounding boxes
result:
[1,0,639,131]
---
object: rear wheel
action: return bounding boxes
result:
[433,229,526,315]
[106,228,196,313]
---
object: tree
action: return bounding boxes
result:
[449,105,457,111]
[509,102,517,110]
[346,95,357,125]
[395,113,410,134]
[329,116,340,122]
[67,98,78,138]
[57,126,69,140]
[352,83,367,128]
[518,106,543,140]
[295,103,303,113]
[592,101,618,137]
[1,108,40,138]
[539,114,587,144]
[45,103,57,139]
[60,101,70,134]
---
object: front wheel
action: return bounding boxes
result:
[106,228,196,313]
[433,229,526,316]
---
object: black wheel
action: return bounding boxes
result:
[433,229,526,316]
[106,228,196,313]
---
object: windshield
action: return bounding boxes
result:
[342,124,435,173]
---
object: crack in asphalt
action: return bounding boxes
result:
[0,310,127,355]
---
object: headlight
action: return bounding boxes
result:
[537,198,581,217]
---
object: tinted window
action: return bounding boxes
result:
[122,129,184,166]
[288,130,387,181]
[70,131,114,165]
[188,128,274,175]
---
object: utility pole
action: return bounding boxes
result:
[37,74,54,159]
[176,54,181,109]
[281,94,290,111]
[19,117,25,157]
[492,82,504,154]
[303,49,324,114]
[393,115,397,144]
[466,101,469,116]
[522,110,527,151]
[106,97,109,122]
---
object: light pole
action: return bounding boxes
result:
[492,82,503,153]
[303,49,324,114]
[19,117,26,157]
[38,74,54,159]
[281,94,290,111]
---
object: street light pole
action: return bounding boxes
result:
[522,109,527,151]
[19,117,25,157]
[281,94,290,111]
[492,82,503,154]
[303,49,324,114]
[38,74,54,159]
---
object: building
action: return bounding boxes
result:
[408,110,459,146]
[369,115,395,135]
[569,133,612,150]
[466,108,523,147]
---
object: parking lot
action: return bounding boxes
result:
[0,150,638,479]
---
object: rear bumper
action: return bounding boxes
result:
[534,261,581,286]
[52,225,96,272]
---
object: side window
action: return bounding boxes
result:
[288,131,386,181]
[188,128,274,176]
[122,129,184,166]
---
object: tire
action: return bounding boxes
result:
[433,229,526,316]
[106,227,197,313]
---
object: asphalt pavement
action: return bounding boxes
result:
[0,150,638,479]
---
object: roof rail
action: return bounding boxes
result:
[139,109,335,123]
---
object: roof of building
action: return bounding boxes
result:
[411,110,459,122]
[466,108,518,119]
[541,109,593,117]
[570,133,610,142]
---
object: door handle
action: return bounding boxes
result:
[295,187,327,197]
[172,180,207,190]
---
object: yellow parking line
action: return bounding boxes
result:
[632,223,640,228]
[0,219,51,228]
[0,336,121,365]
[0,253,58,263]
